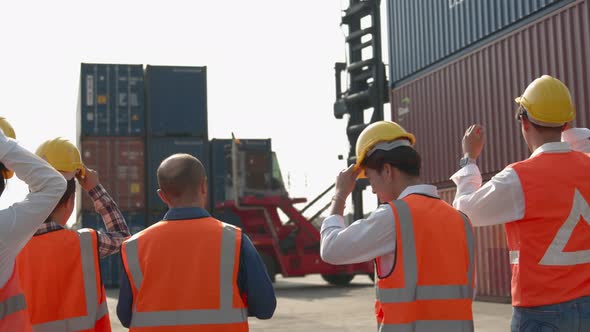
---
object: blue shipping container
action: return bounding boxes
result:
[145,65,208,137]
[209,139,272,209]
[387,0,575,85]
[146,137,209,211]
[79,63,145,136]
[81,212,146,288]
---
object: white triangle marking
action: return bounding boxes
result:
[540,189,590,266]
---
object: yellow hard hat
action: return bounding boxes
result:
[0,117,16,179]
[36,138,86,180]
[514,75,575,127]
[355,121,416,178]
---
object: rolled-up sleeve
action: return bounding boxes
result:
[320,205,395,265]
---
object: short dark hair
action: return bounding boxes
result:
[361,146,421,177]
[45,178,76,223]
[57,179,76,206]
[157,154,206,199]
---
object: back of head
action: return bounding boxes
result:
[0,117,16,195]
[361,146,421,177]
[157,154,206,205]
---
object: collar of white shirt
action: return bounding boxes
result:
[530,141,571,158]
[562,127,590,143]
[398,184,440,200]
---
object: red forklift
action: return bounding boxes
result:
[210,137,374,285]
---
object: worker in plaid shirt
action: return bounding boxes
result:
[32,169,130,257]
[16,138,130,331]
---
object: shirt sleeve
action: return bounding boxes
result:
[116,252,133,328]
[451,164,525,226]
[237,234,276,319]
[0,133,67,287]
[320,204,396,265]
[89,185,131,258]
[562,127,590,153]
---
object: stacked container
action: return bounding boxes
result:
[144,65,209,222]
[209,139,277,227]
[78,63,148,288]
[387,0,590,301]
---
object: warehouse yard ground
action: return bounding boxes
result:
[105,275,512,331]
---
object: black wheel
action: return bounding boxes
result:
[260,253,277,283]
[321,273,355,286]
[368,272,375,282]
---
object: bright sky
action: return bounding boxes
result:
[0,0,390,223]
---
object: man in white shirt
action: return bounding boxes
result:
[452,75,590,332]
[0,118,66,331]
[322,121,475,332]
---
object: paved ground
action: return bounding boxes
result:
[106,274,512,331]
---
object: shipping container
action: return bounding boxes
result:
[209,139,272,208]
[80,137,146,211]
[146,137,209,212]
[145,65,208,137]
[391,0,590,186]
[80,212,147,288]
[386,0,576,84]
[439,188,511,301]
[79,63,145,136]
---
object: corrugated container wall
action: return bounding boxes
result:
[146,137,209,212]
[145,65,208,138]
[387,0,576,84]
[391,0,590,186]
[81,212,147,288]
[80,138,146,211]
[439,188,511,301]
[79,63,145,136]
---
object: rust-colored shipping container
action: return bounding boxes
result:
[81,137,145,211]
[439,188,511,302]
[391,0,590,186]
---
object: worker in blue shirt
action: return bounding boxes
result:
[117,153,276,330]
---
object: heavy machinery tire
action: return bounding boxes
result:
[321,273,355,286]
[260,253,277,283]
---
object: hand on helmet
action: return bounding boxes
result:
[334,164,361,200]
[76,168,99,192]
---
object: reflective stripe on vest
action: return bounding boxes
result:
[378,200,475,331]
[125,224,247,327]
[0,294,26,320]
[31,229,108,332]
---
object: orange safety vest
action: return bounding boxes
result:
[0,266,31,332]
[375,195,475,332]
[121,217,248,332]
[17,228,111,332]
[507,150,590,307]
